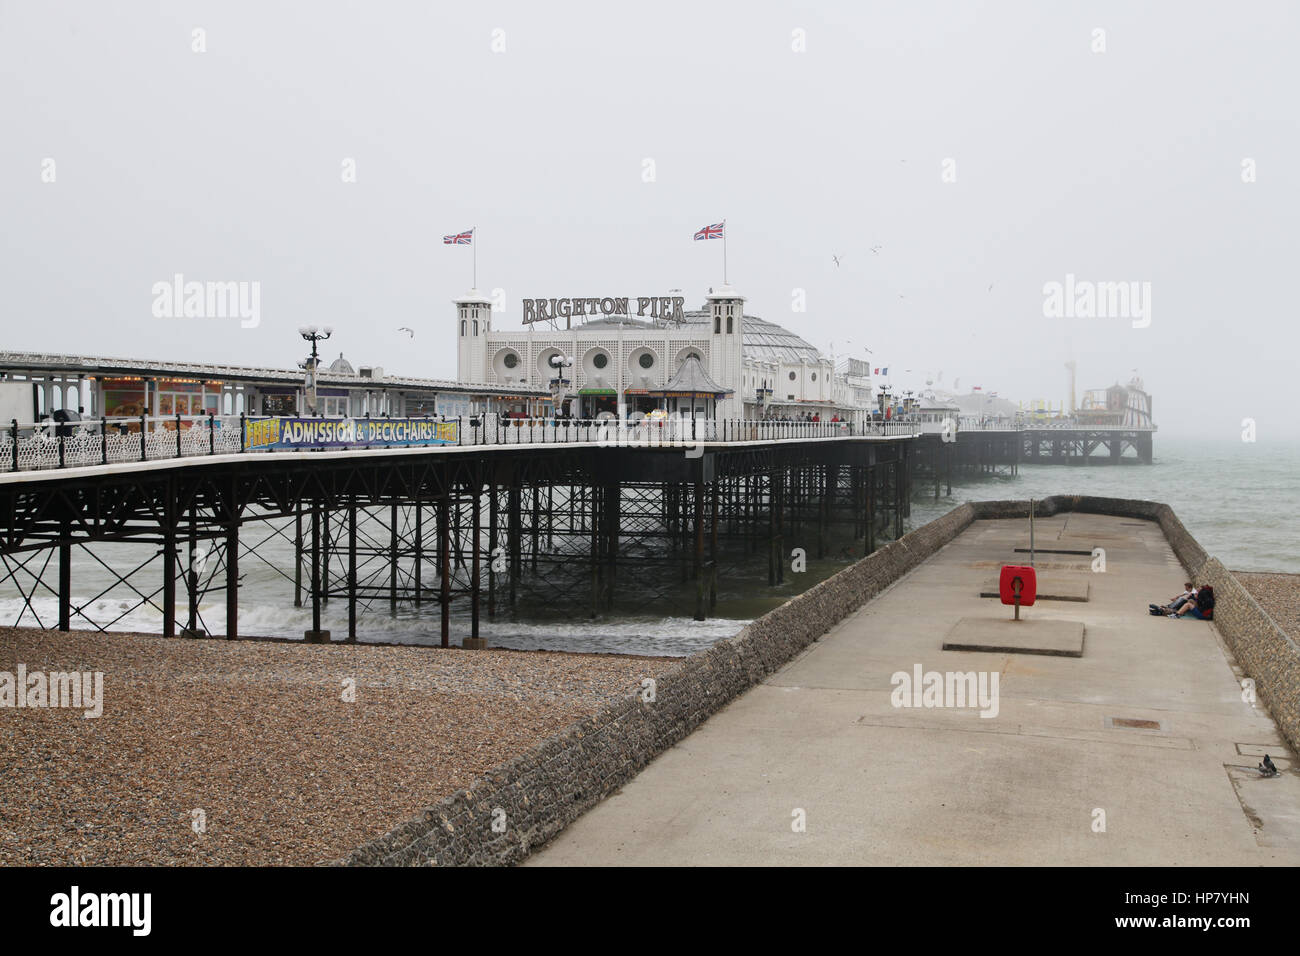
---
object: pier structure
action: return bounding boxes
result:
[0,423,916,643]
[910,425,1156,494]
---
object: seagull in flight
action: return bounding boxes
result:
[870,245,882,255]
[832,254,843,268]
[397,327,415,338]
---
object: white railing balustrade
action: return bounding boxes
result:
[1,415,241,473]
[0,413,918,474]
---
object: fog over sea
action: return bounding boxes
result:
[910,436,1299,575]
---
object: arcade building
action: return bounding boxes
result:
[455,285,876,423]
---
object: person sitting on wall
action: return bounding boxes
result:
[1169,584,1214,620]
[1149,583,1195,616]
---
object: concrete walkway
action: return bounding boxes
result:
[530,514,1300,865]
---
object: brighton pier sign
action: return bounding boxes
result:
[522,295,685,328]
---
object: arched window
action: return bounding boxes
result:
[714,315,720,334]
[461,320,467,335]
[726,315,733,333]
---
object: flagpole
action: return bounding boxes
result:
[722,218,728,285]
[472,226,477,290]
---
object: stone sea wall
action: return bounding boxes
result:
[337,494,1299,866]
[336,502,978,866]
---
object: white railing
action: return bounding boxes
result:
[1,414,918,474]
[457,416,918,446]
[1,415,241,473]
[957,421,1158,432]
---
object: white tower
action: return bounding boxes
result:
[706,285,745,418]
[454,290,492,384]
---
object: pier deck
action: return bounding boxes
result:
[529,513,1300,866]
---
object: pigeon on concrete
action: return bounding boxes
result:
[1259,755,1278,776]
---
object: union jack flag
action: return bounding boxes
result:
[443,230,473,245]
[694,222,725,241]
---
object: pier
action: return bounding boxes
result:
[0,418,917,641]
[911,425,1157,495]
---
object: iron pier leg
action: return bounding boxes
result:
[414,499,423,605]
[488,480,498,618]
[693,480,706,621]
[307,502,325,642]
[776,469,785,585]
[58,520,71,632]
[866,464,876,556]
[293,508,303,607]
[471,483,482,641]
[226,520,239,640]
[439,494,450,648]
[348,497,357,642]
[508,480,521,609]
[162,515,176,637]
[186,512,199,636]
[709,478,719,610]
[389,502,399,615]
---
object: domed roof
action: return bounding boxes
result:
[680,310,823,363]
[328,352,355,375]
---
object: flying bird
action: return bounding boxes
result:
[397,327,415,338]
[1259,755,1278,777]
[987,283,994,292]
[832,254,843,268]
[870,246,882,255]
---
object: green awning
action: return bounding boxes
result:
[578,388,617,395]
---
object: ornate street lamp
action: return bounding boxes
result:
[298,326,333,415]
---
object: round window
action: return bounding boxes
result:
[503,353,518,369]
[639,353,654,369]
[593,353,608,369]
[811,372,817,381]
[788,371,797,381]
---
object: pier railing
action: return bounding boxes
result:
[1,414,919,473]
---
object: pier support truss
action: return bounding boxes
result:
[0,438,914,644]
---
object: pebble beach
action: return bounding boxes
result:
[0,627,676,866]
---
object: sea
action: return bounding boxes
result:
[2,436,1293,657]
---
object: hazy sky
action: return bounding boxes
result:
[3,1,1297,439]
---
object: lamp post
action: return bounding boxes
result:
[548,353,573,418]
[298,326,333,415]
